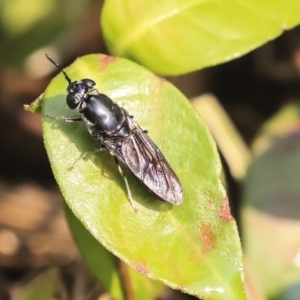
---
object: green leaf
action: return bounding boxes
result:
[102,0,300,75]
[242,102,300,298]
[0,0,89,67]
[65,202,164,300]
[65,203,125,300]
[37,54,244,299]
[13,268,65,300]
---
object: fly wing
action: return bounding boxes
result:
[120,122,183,205]
[101,111,183,205]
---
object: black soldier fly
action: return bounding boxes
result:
[45,54,183,206]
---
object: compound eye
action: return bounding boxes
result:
[81,79,96,88]
[87,79,96,87]
[66,93,80,109]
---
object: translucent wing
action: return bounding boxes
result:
[103,113,183,205]
[121,126,183,205]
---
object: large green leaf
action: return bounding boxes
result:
[28,54,244,299]
[102,0,300,75]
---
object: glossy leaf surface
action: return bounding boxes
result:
[102,0,300,75]
[29,54,244,299]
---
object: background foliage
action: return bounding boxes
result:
[1,0,300,299]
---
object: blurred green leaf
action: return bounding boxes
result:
[243,102,300,299]
[0,0,89,66]
[1,0,56,36]
[65,203,126,300]
[125,262,164,300]
[102,0,300,75]
[65,202,164,300]
[35,54,244,299]
[13,268,65,300]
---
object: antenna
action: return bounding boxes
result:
[45,53,72,85]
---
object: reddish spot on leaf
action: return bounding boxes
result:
[99,55,117,71]
[200,224,215,253]
[219,197,233,221]
[132,263,148,275]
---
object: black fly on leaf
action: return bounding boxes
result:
[45,54,183,207]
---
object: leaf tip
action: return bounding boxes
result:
[25,92,45,114]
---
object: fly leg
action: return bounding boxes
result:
[114,157,136,210]
[43,114,106,169]
[69,146,106,171]
[43,113,82,123]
